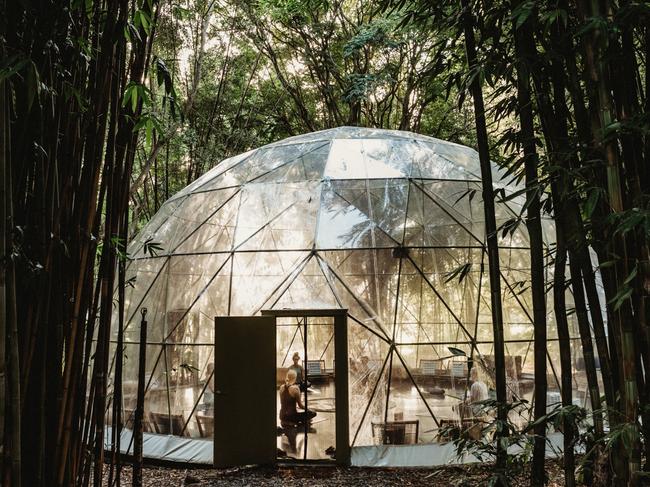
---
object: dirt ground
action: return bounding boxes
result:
[106,461,567,486]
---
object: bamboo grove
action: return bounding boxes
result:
[391,0,650,485]
[1,0,166,485]
[1,0,650,486]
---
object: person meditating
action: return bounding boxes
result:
[288,352,304,384]
[288,352,310,392]
[279,369,316,425]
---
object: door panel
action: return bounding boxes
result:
[214,316,276,467]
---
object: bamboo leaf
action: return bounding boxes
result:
[511,1,535,29]
[143,238,164,257]
[540,8,567,27]
[453,188,477,206]
[444,263,472,283]
[609,284,633,311]
[145,119,152,148]
[133,9,152,36]
[172,5,192,19]
[583,188,602,219]
[0,56,29,82]
[25,60,40,111]
[447,346,466,356]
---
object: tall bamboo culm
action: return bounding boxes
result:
[459,0,508,477]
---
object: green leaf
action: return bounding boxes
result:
[444,263,472,284]
[172,5,192,20]
[25,60,40,111]
[447,347,466,357]
[123,82,137,110]
[125,21,142,43]
[542,8,568,27]
[623,266,638,285]
[511,0,535,29]
[575,16,608,38]
[143,238,164,257]
[453,188,477,206]
[609,284,633,311]
[0,56,29,83]
[122,82,152,113]
[145,119,152,148]
[583,188,602,219]
[133,9,152,36]
[154,56,174,93]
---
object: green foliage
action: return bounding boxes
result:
[442,399,535,486]
[583,187,603,219]
[610,207,650,238]
[444,400,590,486]
[125,0,479,234]
[539,8,568,27]
[96,236,129,263]
[343,18,400,57]
[342,73,382,103]
[133,112,164,150]
[0,56,41,111]
[258,0,329,22]
[444,263,472,284]
[123,82,153,112]
[134,8,153,35]
[608,265,637,311]
[142,238,164,257]
[510,1,535,30]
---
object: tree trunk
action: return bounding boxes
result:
[1,63,22,487]
[576,1,640,483]
[552,221,576,487]
[0,53,7,483]
[460,0,508,474]
[511,6,547,483]
[132,310,148,487]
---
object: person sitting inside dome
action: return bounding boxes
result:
[279,369,316,425]
[468,366,489,416]
[288,352,310,392]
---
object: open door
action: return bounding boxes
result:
[263,309,349,466]
[214,316,276,467]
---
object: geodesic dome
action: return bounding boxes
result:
[108,127,583,464]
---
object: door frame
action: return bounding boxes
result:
[261,308,350,466]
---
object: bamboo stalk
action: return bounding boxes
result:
[511,6,547,482]
[0,50,7,478]
[553,224,576,487]
[460,0,508,473]
[132,310,148,487]
[5,84,21,487]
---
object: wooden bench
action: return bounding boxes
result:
[372,420,419,445]
[196,414,214,438]
[123,408,155,433]
[150,412,188,436]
